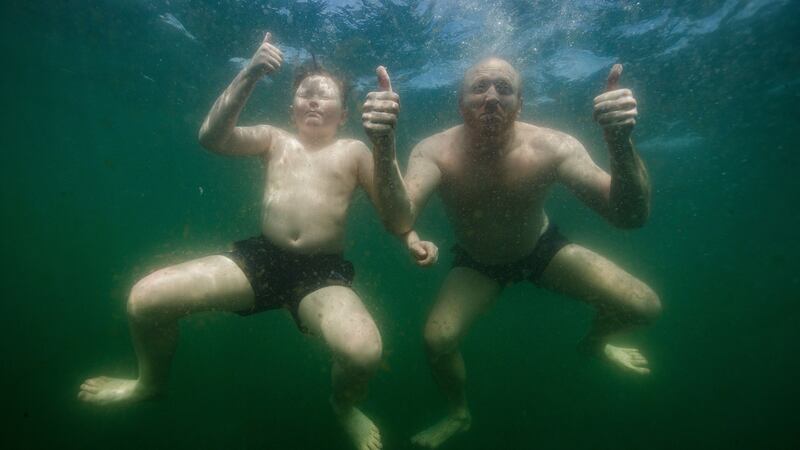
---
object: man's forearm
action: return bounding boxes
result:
[608,138,651,228]
[373,139,415,234]
[198,69,260,149]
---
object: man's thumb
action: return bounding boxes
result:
[263,32,272,43]
[606,63,622,92]
[411,243,427,259]
[377,66,393,92]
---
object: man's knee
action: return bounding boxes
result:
[424,318,461,357]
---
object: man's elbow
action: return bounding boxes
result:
[611,210,649,229]
[382,216,413,236]
[379,208,415,236]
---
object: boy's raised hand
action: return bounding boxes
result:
[246,32,283,78]
[363,66,400,148]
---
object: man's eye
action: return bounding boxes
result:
[472,81,489,93]
[496,83,512,95]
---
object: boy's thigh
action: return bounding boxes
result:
[134,254,255,316]
[297,286,381,351]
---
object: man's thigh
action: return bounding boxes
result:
[134,255,255,316]
[426,267,503,343]
[536,243,654,310]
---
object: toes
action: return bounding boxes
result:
[80,383,100,394]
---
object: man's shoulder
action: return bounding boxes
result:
[516,122,583,154]
[413,125,461,154]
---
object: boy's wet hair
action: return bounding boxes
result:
[293,59,350,107]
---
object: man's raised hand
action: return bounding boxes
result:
[593,64,638,142]
[363,66,400,147]
[246,32,283,78]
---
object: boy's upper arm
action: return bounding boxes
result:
[405,139,442,216]
[556,135,612,215]
[219,124,282,156]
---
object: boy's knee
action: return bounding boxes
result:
[127,277,170,321]
[630,286,662,325]
[341,330,382,372]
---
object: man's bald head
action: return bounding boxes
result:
[460,57,523,104]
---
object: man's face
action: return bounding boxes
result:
[292,75,345,139]
[459,59,522,136]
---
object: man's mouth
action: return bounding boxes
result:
[480,112,503,121]
[306,111,322,118]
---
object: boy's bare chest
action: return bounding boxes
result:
[265,145,356,190]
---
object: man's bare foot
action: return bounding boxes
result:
[334,405,382,450]
[78,376,160,405]
[411,409,471,448]
[604,344,651,374]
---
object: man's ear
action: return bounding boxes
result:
[339,108,348,126]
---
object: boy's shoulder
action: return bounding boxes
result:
[335,138,371,157]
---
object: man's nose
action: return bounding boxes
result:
[309,99,320,108]
[484,86,500,105]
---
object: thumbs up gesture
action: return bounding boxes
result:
[246,32,283,78]
[593,64,638,143]
[363,66,400,147]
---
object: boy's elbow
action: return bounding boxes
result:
[198,128,225,154]
[198,126,213,149]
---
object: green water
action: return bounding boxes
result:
[2,1,798,449]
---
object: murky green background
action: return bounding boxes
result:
[2,1,798,448]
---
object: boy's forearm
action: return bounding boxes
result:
[199,68,260,148]
[608,138,651,228]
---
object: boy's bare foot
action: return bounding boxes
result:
[335,405,382,450]
[78,376,160,405]
[411,408,471,448]
[604,344,651,374]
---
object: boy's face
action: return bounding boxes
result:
[292,75,346,140]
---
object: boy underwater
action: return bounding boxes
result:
[78,33,436,450]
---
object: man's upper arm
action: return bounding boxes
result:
[556,135,612,216]
[405,139,442,218]
[355,141,380,205]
